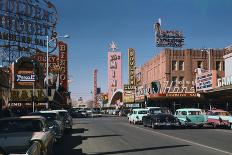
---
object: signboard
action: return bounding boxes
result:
[108,51,122,99]
[59,41,68,92]
[16,74,36,82]
[155,19,184,47]
[196,71,213,91]
[217,75,232,87]
[10,89,47,102]
[128,48,135,85]
[93,69,98,107]
[32,53,59,74]
[123,91,135,103]
[124,84,136,91]
[0,0,58,65]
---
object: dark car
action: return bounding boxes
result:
[71,109,88,118]
[142,113,180,129]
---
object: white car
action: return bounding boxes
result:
[0,116,55,155]
[128,108,148,124]
[229,116,232,129]
[29,111,64,140]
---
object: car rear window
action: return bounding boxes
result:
[188,111,201,115]
[138,111,147,114]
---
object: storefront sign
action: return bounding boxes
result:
[128,48,135,85]
[217,75,232,87]
[59,41,68,92]
[10,89,47,102]
[124,84,135,91]
[32,54,59,74]
[0,0,58,63]
[123,91,135,103]
[165,93,197,97]
[196,71,212,91]
[16,74,36,82]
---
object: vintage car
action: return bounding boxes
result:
[206,109,231,128]
[29,111,64,141]
[0,116,54,155]
[229,117,232,129]
[52,110,73,131]
[142,113,180,128]
[128,108,148,124]
[175,108,207,128]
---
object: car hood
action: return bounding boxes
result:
[0,132,45,153]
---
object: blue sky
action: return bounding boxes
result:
[53,0,232,100]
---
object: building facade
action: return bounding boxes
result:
[136,48,225,111]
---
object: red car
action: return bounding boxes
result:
[206,109,231,128]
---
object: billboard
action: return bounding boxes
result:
[123,91,135,103]
[108,52,122,100]
[58,41,68,92]
[0,0,58,66]
[128,48,136,85]
[155,19,184,47]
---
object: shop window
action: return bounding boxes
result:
[179,61,184,70]
[216,61,221,71]
[197,61,203,69]
[172,61,177,70]
[172,76,177,86]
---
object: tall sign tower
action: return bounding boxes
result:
[107,41,122,102]
[93,69,98,107]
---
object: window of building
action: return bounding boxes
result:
[197,61,203,69]
[172,76,177,86]
[179,61,184,70]
[172,61,177,70]
[216,61,221,71]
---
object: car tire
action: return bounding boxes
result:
[133,120,136,125]
[143,121,147,127]
[151,122,155,129]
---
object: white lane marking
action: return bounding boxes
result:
[125,124,232,155]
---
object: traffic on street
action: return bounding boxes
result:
[1,0,232,155]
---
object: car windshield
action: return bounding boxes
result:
[149,109,161,114]
[188,111,201,115]
[138,111,147,114]
[0,119,43,133]
[215,112,230,116]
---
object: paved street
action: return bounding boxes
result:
[54,116,232,155]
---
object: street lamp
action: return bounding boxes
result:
[46,35,69,109]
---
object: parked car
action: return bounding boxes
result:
[128,108,148,124]
[175,108,207,128]
[29,111,64,141]
[229,117,232,129]
[52,110,73,131]
[206,109,231,128]
[0,116,55,155]
[91,109,102,117]
[142,113,180,128]
[71,109,88,118]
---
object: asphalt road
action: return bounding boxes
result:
[54,116,232,155]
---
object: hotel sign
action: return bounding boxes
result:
[128,48,135,85]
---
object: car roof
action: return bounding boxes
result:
[133,108,148,111]
[52,110,68,112]
[208,109,227,112]
[37,110,59,114]
[146,107,160,109]
[0,116,45,121]
[176,108,202,111]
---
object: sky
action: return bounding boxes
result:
[53,0,232,101]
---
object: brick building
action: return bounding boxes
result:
[135,48,225,111]
[141,48,225,89]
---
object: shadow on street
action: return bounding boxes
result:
[83,145,190,155]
